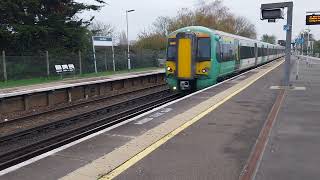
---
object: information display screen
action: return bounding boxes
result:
[306,15,320,25]
[262,9,283,19]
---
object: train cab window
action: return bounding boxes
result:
[167,39,176,60]
[197,37,211,60]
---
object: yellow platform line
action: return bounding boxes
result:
[100,60,284,180]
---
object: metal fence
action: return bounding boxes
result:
[0,48,165,81]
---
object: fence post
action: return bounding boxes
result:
[112,43,115,72]
[2,50,7,81]
[104,48,108,71]
[78,50,82,75]
[46,51,50,77]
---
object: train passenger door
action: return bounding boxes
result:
[254,43,258,66]
[266,46,269,61]
[234,40,240,71]
[261,44,266,63]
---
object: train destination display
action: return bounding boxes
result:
[306,14,320,25]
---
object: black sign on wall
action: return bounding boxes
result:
[306,15,320,25]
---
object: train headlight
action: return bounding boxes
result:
[167,66,173,72]
[202,68,208,73]
[173,86,177,90]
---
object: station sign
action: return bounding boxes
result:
[306,14,320,25]
[283,24,290,31]
[92,36,113,47]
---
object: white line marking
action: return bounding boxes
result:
[160,108,172,113]
[149,112,164,118]
[269,86,281,89]
[134,118,154,125]
[292,86,306,91]
[135,108,173,125]
[270,86,306,91]
[104,134,136,139]
[230,75,246,83]
[0,61,279,176]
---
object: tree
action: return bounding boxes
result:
[261,34,276,44]
[0,0,106,54]
[134,31,167,50]
[314,40,320,56]
[234,17,257,39]
[165,0,257,38]
[134,0,257,50]
[89,21,115,36]
[119,30,128,46]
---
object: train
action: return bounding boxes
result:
[165,26,285,92]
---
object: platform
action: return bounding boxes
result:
[1,56,319,180]
[0,69,164,98]
[0,69,165,118]
[254,56,320,180]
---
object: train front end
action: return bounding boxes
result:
[165,27,214,92]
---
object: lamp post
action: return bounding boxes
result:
[126,9,135,70]
[301,32,304,55]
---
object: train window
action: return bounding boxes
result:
[240,46,254,59]
[167,39,176,60]
[197,38,211,60]
[263,48,268,56]
[222,43,234,61]
[258,48,263,57]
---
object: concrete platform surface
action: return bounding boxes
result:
[255,56,320,180]
[0,59,284,180]
[0,69,164,98]
[109,61,284,180]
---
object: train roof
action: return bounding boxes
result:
[170,26,285,49]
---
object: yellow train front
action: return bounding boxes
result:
[165,26,284,92]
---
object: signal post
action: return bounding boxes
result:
[261,2,293,86]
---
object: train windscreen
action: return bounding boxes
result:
[167,39,177,60]
[197,38,211,60]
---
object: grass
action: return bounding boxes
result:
[0,67,162,89]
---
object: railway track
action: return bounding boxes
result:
[0,89,182,170]
[0,83,166,126]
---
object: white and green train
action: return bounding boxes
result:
[165,26,285,91]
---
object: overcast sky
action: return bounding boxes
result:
[80,0,320,41]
